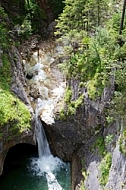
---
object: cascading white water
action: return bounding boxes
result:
[36,115,51,158]
[23,40,68,189]
[34,106,63,190]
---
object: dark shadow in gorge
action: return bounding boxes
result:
[0,143,38,178]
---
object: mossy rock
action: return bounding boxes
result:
[0,89,31,132]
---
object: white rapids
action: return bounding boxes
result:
[31,106,64,190]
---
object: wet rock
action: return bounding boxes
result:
[26,73,33,79]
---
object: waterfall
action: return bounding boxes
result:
[34,107,63,190]
[36,115,51,158]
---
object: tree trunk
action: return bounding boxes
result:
[119,0,126,35]
[97,0,100,26]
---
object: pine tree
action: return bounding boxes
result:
[55,0,111,38]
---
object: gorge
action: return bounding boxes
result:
[0,0,126,190]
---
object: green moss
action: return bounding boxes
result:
[93,136,105,156]
[0,89,31,133]
[105,134,114,146]
[0,6,8,49]
[59,109,67,120]
[80,176,87,190]
[106,116,114,124]
[119,130,126,156]
[66,94,84,116]
[99,153,112,186]
[73,94,84,109]
[87,79,97,100]
[59,88,84,118]
[64,87,72,103]
[87,72,104,100]
[0,54,11,90]
[79,82,85,88]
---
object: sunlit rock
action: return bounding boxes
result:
[22,38,66,124]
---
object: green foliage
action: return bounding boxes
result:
[105,134,114,146]
[64,87,72,103]
[59,87,84,117]
[80,185,86,190]
[99,153,112,186]
[55,0,125,187]
[2,0,26,26]
[59,109,66,120]
[66,93,84,115]
[80,159,88,190]
[24,0,46,34]
[106,116,114,124]
[0,90,31,132]
[58,26,119,99]
[55,0,126,103]
[73,94,84,109]
[80,173,87,190]
[2,0,46,37]
[93,136,105,156]
[0,6,8,49]
[19,15,33,38]
[55,0,86,35]
[0,54,11,90]
[55,0,112,38]
[119,129,126,156]
[110,82,126,120]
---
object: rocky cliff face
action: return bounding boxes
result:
[46,83,126,190]
[0,1,126,190]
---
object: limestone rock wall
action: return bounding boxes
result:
[0,45,36,175]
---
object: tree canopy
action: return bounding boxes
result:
[55,0,126,118]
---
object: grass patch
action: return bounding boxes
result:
[99,153,112,186]
[92,136,105,156]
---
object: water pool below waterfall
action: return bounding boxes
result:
[0,151,71,190]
